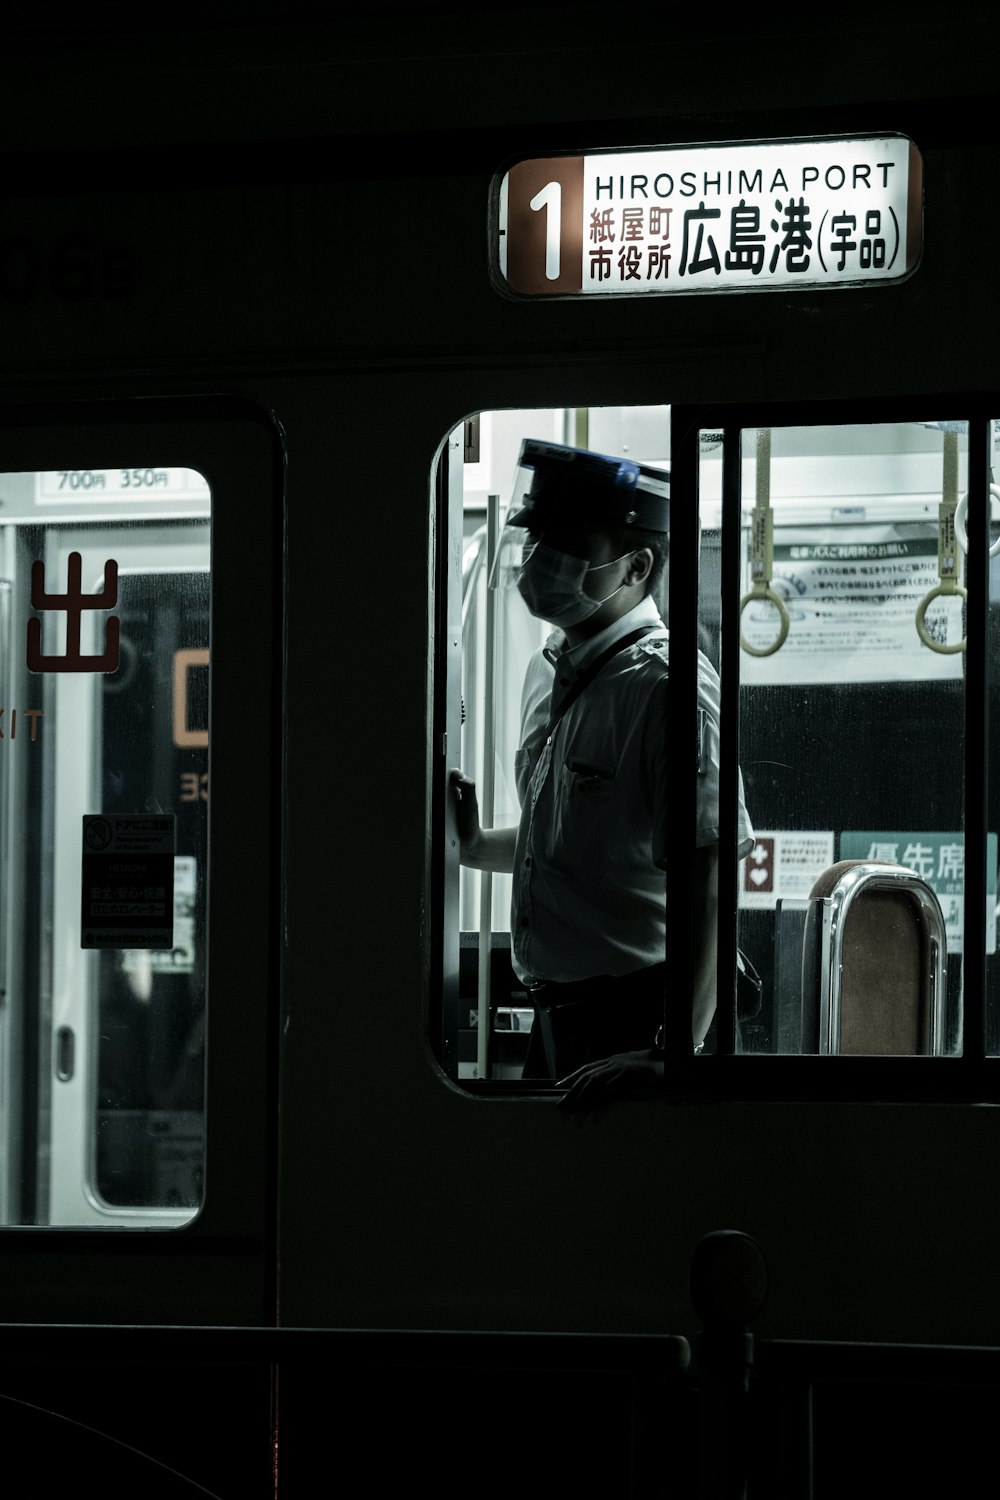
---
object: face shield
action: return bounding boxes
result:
[487,439,670,601]
[486,503,537,597]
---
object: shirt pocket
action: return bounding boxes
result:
[514,745,532,804]
[560,760,615,803]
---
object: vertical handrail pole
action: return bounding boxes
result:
[476,494,501,1078]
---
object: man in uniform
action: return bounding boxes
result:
[452,438,753,1088]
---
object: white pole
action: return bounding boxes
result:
[476,495,500,1078]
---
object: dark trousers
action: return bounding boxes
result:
[523,963,666,1081]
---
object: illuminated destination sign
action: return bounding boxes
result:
[496,136,922,298]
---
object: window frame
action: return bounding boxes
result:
[669,395,995,1103]
[436,396,999,1104]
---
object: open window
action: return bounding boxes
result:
[435,406,674,1085]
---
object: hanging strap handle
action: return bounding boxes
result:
[915,428,967,654]
[739,427,790,658]
[954,484,1000,559]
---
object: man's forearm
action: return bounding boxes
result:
[461,826,517,874]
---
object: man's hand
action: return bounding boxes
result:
[449,770,482,856]
[557,1050,664,1111]
[449,770,517,873]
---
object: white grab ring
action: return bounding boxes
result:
[739,587,790,657]
[954,485,1000,559]
[915,582,967,654]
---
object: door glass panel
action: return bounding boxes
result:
[708,422,969,1056]
[987,417,1000,1056]
[0,466,210,1223]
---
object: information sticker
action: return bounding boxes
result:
[741,830,836,908]
[81,813,176,950]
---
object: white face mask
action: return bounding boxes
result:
[516,541,633,626]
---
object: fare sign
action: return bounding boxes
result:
[496,136,922,298]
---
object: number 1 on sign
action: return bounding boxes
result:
[529,181,561,281]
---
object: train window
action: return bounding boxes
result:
[0,464,211,1223]
[717,420,973,1058]
[437,405,998,1090]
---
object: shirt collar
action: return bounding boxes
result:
[543,595,664,673]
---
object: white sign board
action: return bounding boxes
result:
[498,136,921,297]
[739,524,965,684]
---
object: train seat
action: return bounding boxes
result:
[800,859,948,1054]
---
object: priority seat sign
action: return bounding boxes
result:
[81,813,176,949]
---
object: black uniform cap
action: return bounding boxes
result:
[507,439,670,534]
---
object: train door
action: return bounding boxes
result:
[0,399,280,1330]
[0,472,212,1226]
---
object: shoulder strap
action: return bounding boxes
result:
[545,625,660,738]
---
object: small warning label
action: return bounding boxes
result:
[741,830,836,908]
[81,813,176,949]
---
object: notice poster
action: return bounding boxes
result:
[739,524,965,684]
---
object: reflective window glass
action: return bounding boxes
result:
[707,422,970,1056]
[0,466,210,1223]
[986,416,1000,1056]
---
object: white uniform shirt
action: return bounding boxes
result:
[511,596,754,986]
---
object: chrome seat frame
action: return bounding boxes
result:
[813,862,948,1055]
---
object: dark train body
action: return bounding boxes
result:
[0,6,999,1495]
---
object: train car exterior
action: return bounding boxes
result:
[1,4,1000,1494]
